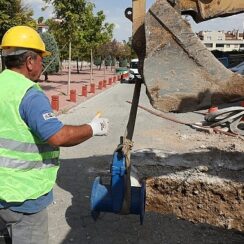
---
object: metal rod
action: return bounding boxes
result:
[90,49,93,84]
[67,41,71,95]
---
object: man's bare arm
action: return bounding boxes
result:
[48,124,93,147]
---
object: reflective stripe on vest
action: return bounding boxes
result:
[0,156,59,169]
[0,137,56,153]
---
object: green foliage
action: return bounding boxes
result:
[105,55,112,67]
[41,32,60,74]
[0,0,36,41]
[95,39,132,62]
[43,0,114,63]
[38,16,44,24]
[94,56,102,67]
[119,58,128,68]
[111,57,116,66]
[127,36,137,59]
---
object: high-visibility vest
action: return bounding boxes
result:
[0,69,60,202]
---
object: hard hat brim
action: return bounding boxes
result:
[0,48,52,57]
[41,50,51,57]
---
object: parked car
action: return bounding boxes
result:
[230,61,244,75]
[128,58,141,82]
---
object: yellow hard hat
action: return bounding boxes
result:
[1,26,51,57]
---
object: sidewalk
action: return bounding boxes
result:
[39,67,123,114]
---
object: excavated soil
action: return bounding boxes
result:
[131,121,244,232]
[146,168,244,231]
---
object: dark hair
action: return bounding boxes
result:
[4,51,38,69]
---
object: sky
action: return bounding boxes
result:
[23,0,244,41]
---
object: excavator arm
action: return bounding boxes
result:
[127,0,244,112]
[171,0,244,23]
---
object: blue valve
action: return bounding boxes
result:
[90,150,145,224]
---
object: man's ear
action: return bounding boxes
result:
[26,56,34,71]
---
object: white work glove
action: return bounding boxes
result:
[88,114,109,136]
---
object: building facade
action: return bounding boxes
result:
[198,30,244,52]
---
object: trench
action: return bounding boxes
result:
[131,148,244,232]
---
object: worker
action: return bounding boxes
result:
[0,26,109,244]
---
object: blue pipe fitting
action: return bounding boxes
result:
[90,150,146,224]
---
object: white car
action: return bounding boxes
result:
[230,61,244,75]
[128,58,141,81]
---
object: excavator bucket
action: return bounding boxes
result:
[132,0,244,112]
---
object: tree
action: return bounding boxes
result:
[44,0,114,72]
[111,57,116,67]
[127,36,137,59]
[38,16,44,24]
[40,32,60,81]
[119,58,128,68]
[0,0,36,41]
[105,55,112,69]
[95,39,132,63]
[94,56,102,69]
[0,0,36,70]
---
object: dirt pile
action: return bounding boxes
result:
[131,146,244,232]
[146,166,244,231]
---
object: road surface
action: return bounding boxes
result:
[47,82,244,244]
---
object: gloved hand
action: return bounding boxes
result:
[88,114,109,136]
